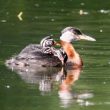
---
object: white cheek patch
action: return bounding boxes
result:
[60,31,75,42]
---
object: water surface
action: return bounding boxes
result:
[0,0,110,110]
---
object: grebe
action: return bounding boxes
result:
[5,26,96,68]
[40,36,67,65]
[60,27,96,68]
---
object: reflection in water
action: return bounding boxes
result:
[58,68,81,108]
[39,75,53,95]
[58,68,94,108]
[6,63,94,108]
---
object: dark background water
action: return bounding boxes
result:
[0,0,110,110]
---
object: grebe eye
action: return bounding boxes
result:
[73,29,82,35]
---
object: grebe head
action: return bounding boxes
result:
[60,26,96,43]
[40,36,55,47]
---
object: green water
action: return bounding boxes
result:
[0,0,110,110]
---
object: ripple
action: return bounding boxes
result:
[77,93,94,99]
[1,20,7,23]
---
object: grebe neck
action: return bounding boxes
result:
[60,40,83,67]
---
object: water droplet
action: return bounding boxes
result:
[103,82,106,84]
[51,18,55,22]
[1,20,7,23]
[100,9,110,14]
[100,29,103,32]
[6,85,10,88]
[35,3,40,7]
[80,3,85,6]
[79,10,89,15]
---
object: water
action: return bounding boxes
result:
[0,0,110,110]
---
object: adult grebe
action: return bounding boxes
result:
[60,27,96,68]
[6,36,67,67]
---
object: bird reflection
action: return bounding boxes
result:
[6,64,94,107]
[57,67,94,108]
[58,67,81,108]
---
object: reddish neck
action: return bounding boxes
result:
[60,40,83,67]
